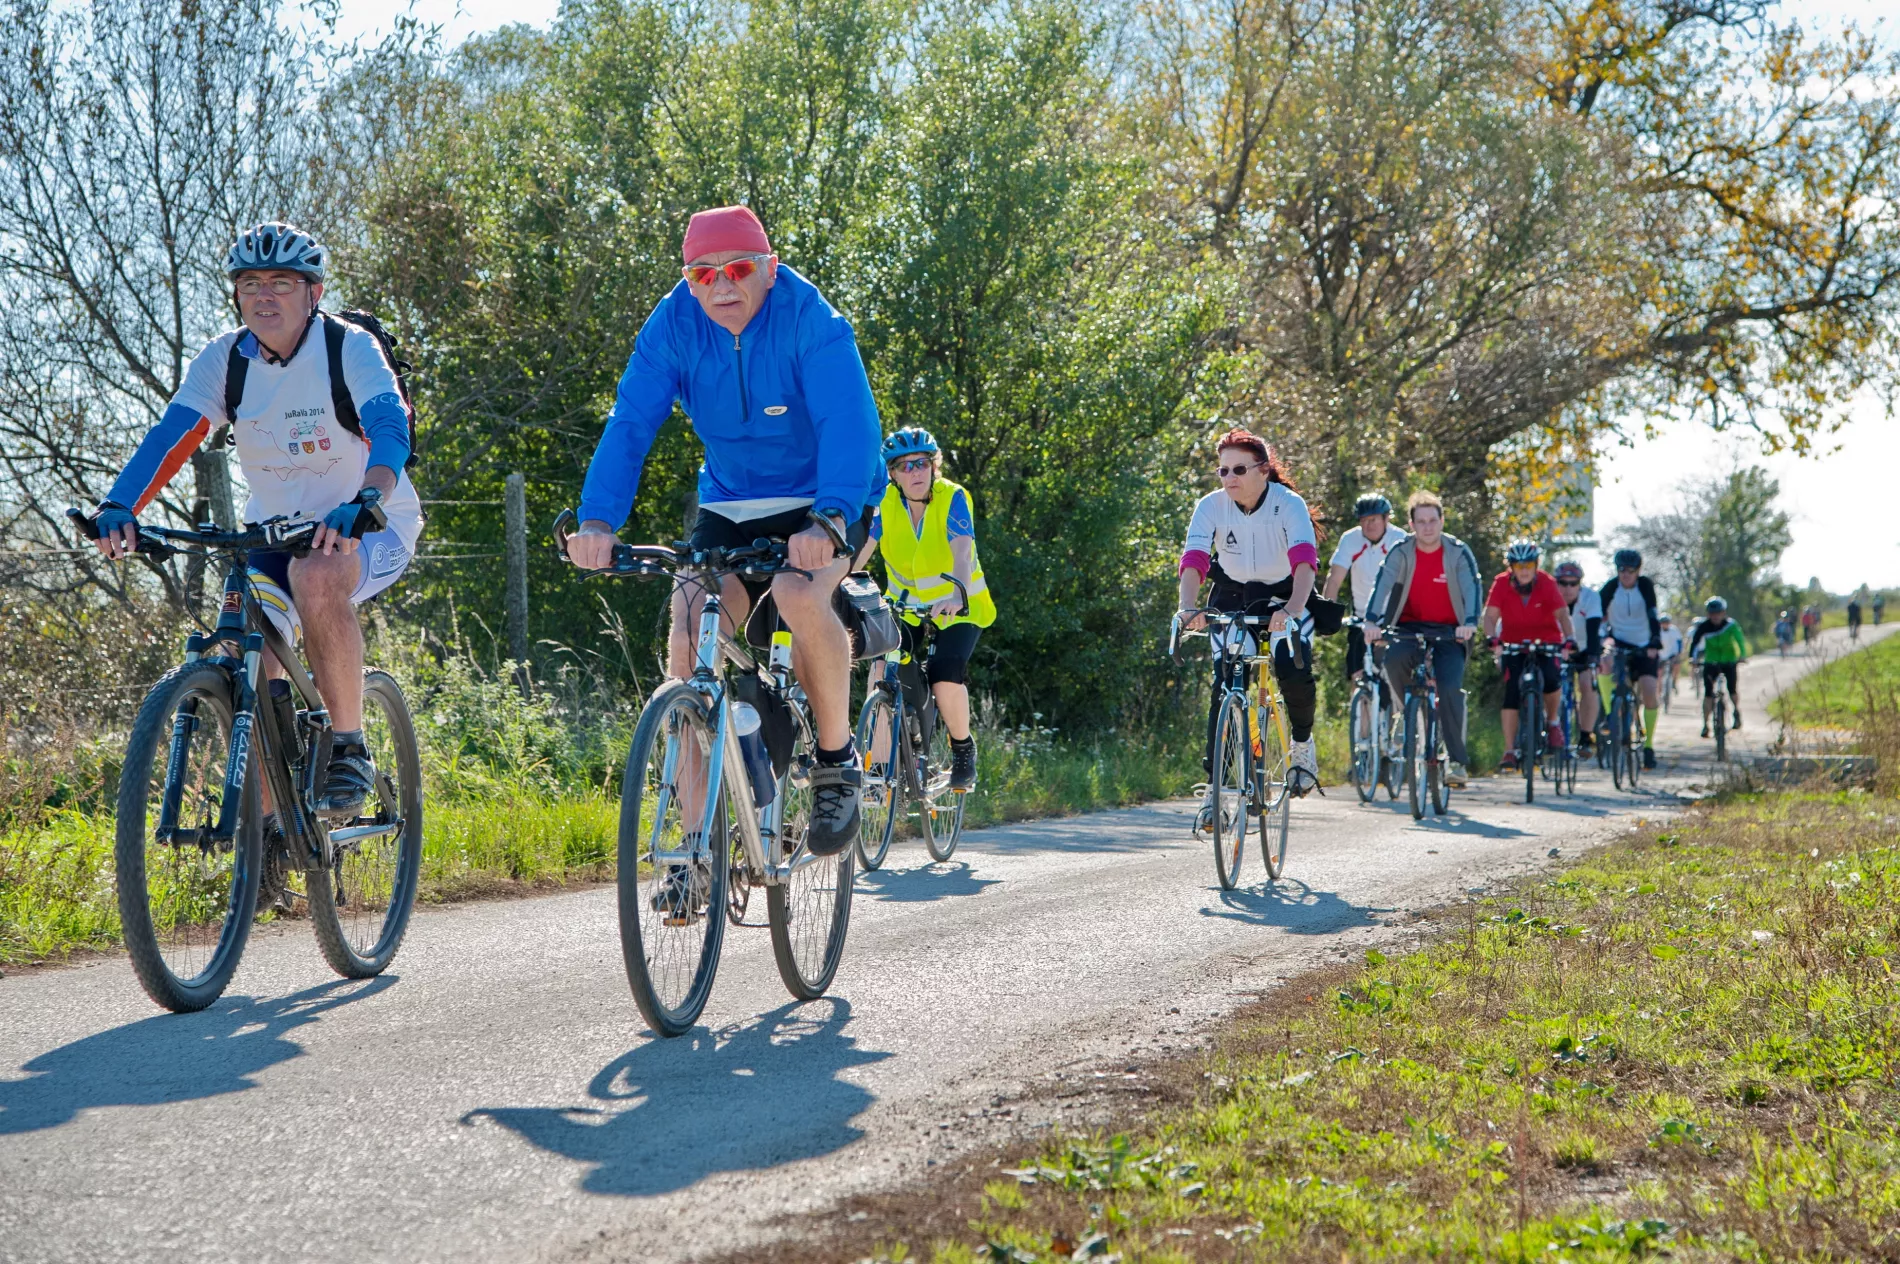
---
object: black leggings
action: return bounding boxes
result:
[1200,580,1318,767]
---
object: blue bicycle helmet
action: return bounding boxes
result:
[225,221,326,281]
[881,427,939,464]
[1505,539,1540,564]
[1706,595,1727,613]
[1613,547,1643,570]
[1353,493,1392,518]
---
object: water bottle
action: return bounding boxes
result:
[731,701,776,807]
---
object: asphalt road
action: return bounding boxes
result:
[1,623,1884,1263]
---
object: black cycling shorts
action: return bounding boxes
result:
[1702,661,1739,697]
[1604,643,1659,680]
[900,617,982,687]
[687,504,873,600]
[1501,650,1561,709]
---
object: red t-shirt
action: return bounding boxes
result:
[1487,570,1566,643]
[1400,544,1458,624]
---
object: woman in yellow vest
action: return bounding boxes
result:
[870,428,996,791]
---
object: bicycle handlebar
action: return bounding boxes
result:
[1168,605,1285,657]
[68,507,321,558]
[550,508,819,582]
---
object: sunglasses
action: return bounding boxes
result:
[1217,462,1261,478]
[235,277,308,297]
[683,254,770,286]
[892,456,933,473]
[1556,579,1581,587]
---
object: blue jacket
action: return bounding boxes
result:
[578,264,885,529]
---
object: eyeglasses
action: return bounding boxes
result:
[892,456,933,473]
[235,277,309,297]
[1216,462,1260,478]
[683,254,770,286]
[1556,579,1581,587]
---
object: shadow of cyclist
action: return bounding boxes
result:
[853,860,1002,904]
[1200,882,1391,934]
[0,976,394,1136]
[463,998,890,1198]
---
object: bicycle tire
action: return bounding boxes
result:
[1405,694,1426,821]
[1610,695,1628,790]
[1349,685,1377,804]
[1257,691,1291,881]
[1713,693,1728,762]
[1519,697,1538,804]
[853,690,900,871]
[618,681,730,1037]
[116,663,263,1013]
[920,711,966,862]
[1210,693,1250,888]
[1383,710,1402,799]
[308,671,423,979]
[768,708,854,1000]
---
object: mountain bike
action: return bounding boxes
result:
[68,508,422,1014]
[1603,645,1645,791]
[1496,640,1562,804]
[554,512,853,1037]
[1172,608,1294,889]
[1345,619,1401,804]
[856,597,967,870]
[1385,630,1458,820]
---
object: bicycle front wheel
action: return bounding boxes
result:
[1519,699,1538,804]
[1349,686,1377,804]
[308,671,423,978]
[1610,697,1628,790]
[618,681,730,1037]
[854,690,900,871]
[1428,706,1449,816]
[116,664,263,1013]
[920,711,966,862]
[1210,693,1250,889]
[1405,696,1426,821]
[767,713,854,1000]
[1713,694,1728,762]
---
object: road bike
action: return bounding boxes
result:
[856,596,968,869]
[1345,619,1401,804]
[1496,640,1563,804]
[1384,630,1460,820]
[1172,608,1293,889]
[69,509,422,1013]
[554,513,853,1037]
[1602,646,1646,791]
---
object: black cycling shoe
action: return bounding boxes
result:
[948,738,977,793]
[317,743,376,819]
[1642,746,1657,770]
[804,762,862,857]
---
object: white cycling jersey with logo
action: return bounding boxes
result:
[1329,523,1409,618]
[1659,627,1684,659]
[1182,483,1319,585]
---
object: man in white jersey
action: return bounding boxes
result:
[1179,427,1339,799]
[1322,492,1407,694]
[1598,547,1663,770]
[91,223,423,817]
[1552,560,1601,753]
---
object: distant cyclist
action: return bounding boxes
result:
[1658,613,1684,692]
[1774,609,1795,656]
[1690,596,1747,735]
[1479,540,1575,772]
[1322,492,1407,699]
[1848,596,1864,640]
[1179,427,1327,797]
[1598,548,1663,770]
[1365,490,1482,787]
[569,205,885,856]
[1554,560,1601,754]
[869,428,993,792]
[1876,593,1887,625]
[91,222,421,820]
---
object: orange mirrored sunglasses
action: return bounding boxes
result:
[683,254,770,286]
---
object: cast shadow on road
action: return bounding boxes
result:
[464,998,891,1198]
[854,860,1003,904]
[1200,880,1392,935]
[960,802,1193,855]
[0,976,394,1136]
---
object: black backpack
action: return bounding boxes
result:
[222,309,419,470]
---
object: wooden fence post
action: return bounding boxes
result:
[505,471,530,697]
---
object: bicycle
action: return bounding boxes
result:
[1602,645,1646,791]
[856,595,969,869]
[554,512,853,1037]
[1660,656,1678,712]
[68,508,422,1014]
[1171,608,1294,889]
[1548,655,1580,796]
[1495,640,1562,804]
[1344,618,1401,804]
[1384,630,1458,820]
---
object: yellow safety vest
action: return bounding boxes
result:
[878,477,996,629]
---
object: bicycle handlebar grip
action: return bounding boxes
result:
[66,506,102,541]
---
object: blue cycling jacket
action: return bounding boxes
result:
[578,264,885,529]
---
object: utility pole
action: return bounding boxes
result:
[505,471,530,697]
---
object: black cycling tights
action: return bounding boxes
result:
[1203,641,1317,771]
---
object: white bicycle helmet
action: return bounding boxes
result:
[225,222,326,280]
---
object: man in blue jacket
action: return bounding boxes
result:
[568,205,885,855]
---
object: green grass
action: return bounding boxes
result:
[963,722,1202,829]
[1772,633,1900,729]
[886,789,1900,1263]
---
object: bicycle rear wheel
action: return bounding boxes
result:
[1349,686,1377,804]
[1405,695,1426,821]
[618,681,729,1037]
[1519,698,1538,804]
[308,671,423,978]
[116,664,263,1013]
[853,691,900,871]
[1257,693,1291,881]
[920,712,966,862]
[768,713,854,1000]
[1210,693,1251,888]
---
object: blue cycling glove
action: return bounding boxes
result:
[322,487,387,541]
[95,501,137,539]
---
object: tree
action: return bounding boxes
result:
[1619,464,1790,627]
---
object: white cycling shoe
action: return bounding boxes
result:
[1288,739,1320,796]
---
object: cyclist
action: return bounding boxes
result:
[90,223,421,819]
[1876,593,1887,625]
[1322,492,1407,696]
[1658,612,1684,694]
[1479,540,1575,772]
[1179,427,1326,800]
[1598,547,1663,770]
[1774,609,1795,656]
[1553,560,1602,754]
[868,427,992,793]
[568,205,884,856]
[1801,605,1819,645]
[1689,596,1747,735]
[1848,595,1864,639]
[1364,490,1482,787]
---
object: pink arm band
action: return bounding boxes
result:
[1287,542,1319,570]
[1179,550,1211,579]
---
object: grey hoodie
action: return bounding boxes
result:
[1367,532,1483,628]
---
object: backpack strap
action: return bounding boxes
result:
[322,312,362,436]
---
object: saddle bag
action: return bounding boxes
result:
[836,571,901,661]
